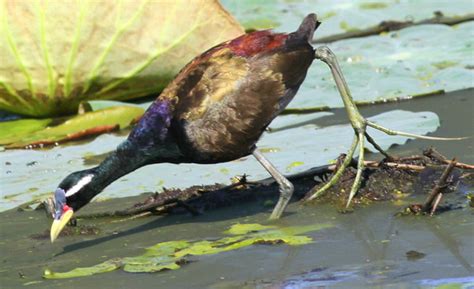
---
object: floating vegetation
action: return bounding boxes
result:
[43,223,331,279]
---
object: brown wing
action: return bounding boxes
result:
[168,48,311,163]
[177,59,284,162]
[174,49,251,121]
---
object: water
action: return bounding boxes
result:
[0,89,473,288]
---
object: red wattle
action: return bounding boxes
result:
[62,204,71,212]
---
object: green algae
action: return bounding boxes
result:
[339,21,360,32]
[259,147,281,153]
[320,11,337,20]
[286,161,305,172]
[359,2,388,10]
[432,61,458,70]
[43,223,331,279]
[224,223,276,235]
[435,283,473,289]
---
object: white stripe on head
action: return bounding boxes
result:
[65,174,94,197]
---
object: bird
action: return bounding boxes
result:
[49,14,320,242]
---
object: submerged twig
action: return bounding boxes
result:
[312,12,474,44]
[421,158,457,213]
[430,193,444,216]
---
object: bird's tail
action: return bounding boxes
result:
[288,13,320,43]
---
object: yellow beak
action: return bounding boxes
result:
[50,209,74,243]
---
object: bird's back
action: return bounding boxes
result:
[128,14,319,164]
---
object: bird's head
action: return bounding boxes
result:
[50,170,97,242]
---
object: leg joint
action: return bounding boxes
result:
[314,46,336,63]
[280,181,294,199]
[353,124,366,135]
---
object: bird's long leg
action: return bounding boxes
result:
[307,46,464,207]
[253,148,294,220]
[347,131,366,207]
[306,46,368,206]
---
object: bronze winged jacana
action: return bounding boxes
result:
[50,13,453,242]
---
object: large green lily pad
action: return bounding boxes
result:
[43,223,331,279]
[0,0,243,116]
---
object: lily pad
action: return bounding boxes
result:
[0,0,243,116]
[222,0,472,37]
[222,1,473,108]
[291,22,474,110]
[0,118,52,141]
[0,106,144,148]
[43,223,331,279]
[78,100,148,113]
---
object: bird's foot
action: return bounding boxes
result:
[305,120,463,207]
[308,46,466,207]
[253,148,294,220]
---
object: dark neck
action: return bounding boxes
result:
[93,153,141,190]
[82,139,183,203]
[81,142,150,202]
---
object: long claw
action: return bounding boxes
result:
[367,121,469,141]
[346,132,365,207]
[306,135,358,201]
